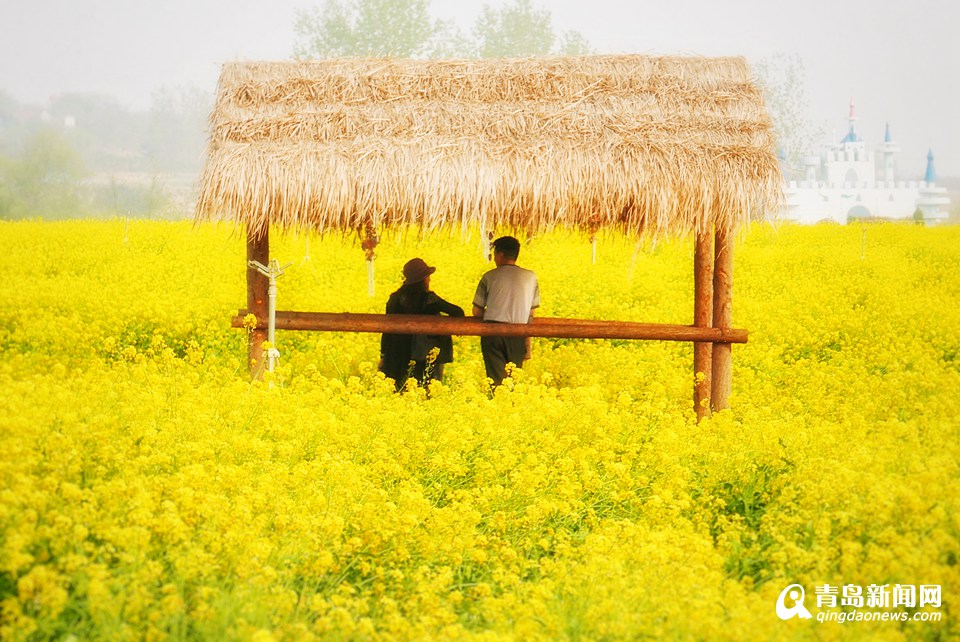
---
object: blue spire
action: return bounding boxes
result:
[841,124,860,144]
[884,122,892,143]
[924,149,937,183]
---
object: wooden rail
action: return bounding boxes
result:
[230,310,748,344]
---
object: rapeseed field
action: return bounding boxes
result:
[1,220,957,641]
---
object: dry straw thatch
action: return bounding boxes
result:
[195,55,783,238]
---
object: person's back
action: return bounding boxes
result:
[380,258,463,390]
[474,264,539,324]
[472,236,539,386]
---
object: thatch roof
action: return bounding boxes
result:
[195,55,782,238]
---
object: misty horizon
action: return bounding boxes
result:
[1,0,957,180]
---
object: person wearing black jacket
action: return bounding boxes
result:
[379,258,464,390]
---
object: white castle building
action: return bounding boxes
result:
[783,101,950,224]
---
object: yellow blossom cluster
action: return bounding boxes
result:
[0,219,957,640]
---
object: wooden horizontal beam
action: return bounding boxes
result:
[230,310,748,344]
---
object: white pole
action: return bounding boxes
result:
[267,260,278,372]
[248,258,291,374]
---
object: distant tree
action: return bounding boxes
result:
[752,54,823,180]
[293,0,447,58]
[473,0,555,57]
[0,90,18,133]
[0,129,89,219]
[0,91,25,161]
[556,29,593,56]
[47,93,143,171]
[0,154,13,217]
[429,19,475,59]
[89,174,172,218]
[144,85,212,173]
[472,0,590,58]
[293,0,590,59]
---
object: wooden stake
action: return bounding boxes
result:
[694,228,714,420]
[711,227,733,410]
[246,222,269,377]
[361,221,378,297]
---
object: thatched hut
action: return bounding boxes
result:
[194,55,782,416]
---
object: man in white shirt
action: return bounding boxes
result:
[472,236,540,386]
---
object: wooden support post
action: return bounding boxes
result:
[694,228,714,420]
[246,222,269,377]
[711,227,733,410]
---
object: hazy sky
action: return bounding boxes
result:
[2,0,957,178]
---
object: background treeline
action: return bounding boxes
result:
[0,0,852,221]
[0,86,209,220]
[0,0,588,222]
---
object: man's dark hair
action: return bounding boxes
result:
[492,236,521,260]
